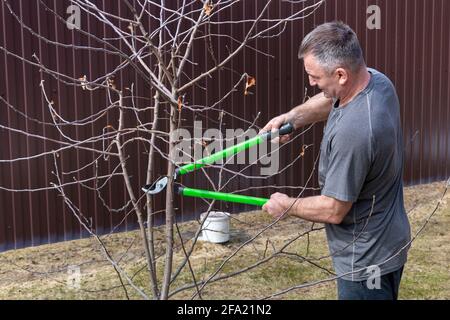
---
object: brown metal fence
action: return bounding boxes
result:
[0,0,449,251]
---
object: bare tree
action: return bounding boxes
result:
[3,0,426,300]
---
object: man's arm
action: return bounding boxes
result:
[262,193,352,225]
[288,92,333,129]
[261,92,333,135]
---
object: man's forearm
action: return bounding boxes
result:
[285,195,348,225]
[288,93,332,129]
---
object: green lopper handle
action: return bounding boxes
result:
[176,123,293,176]
[177,187,268,207]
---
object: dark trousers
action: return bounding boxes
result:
[337,267,404,300]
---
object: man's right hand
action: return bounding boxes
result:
[260,113,295,144]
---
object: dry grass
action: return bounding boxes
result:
[0,181,448,300]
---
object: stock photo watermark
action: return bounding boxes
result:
[66,5,81,30]
[67,265,81,290]
[366,265,381,290]
[171,121,280,176]
[367,4,381,30]
[66,4,381,31]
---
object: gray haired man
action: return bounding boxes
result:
[261,21,411,300]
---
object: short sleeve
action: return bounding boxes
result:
[321,129,372,202]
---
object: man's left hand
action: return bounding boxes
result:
[262,192,291,219]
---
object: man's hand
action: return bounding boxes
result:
[259,114,294,144]
[262,192,292,219]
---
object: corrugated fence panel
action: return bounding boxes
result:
[0,0,449,251]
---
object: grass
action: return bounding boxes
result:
[0,181,448,300]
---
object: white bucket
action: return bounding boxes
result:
[200,211,230,243]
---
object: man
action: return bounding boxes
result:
[261,21,411,300]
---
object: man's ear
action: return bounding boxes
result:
[335,68,349,85]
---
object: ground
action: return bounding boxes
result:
[0,181,449,300]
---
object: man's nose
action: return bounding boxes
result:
[309,76,316,86]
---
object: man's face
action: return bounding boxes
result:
[303,54,340,99]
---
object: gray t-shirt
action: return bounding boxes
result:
[318,68,411,281]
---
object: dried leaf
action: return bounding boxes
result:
[107,78,116,89]
[178,96,183,112]
[201,139,210,156]
[204,2,214,16]
[105,124,115,131]
[244,75,256,95]
[300,145,307,157]
[79,75,88,90]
